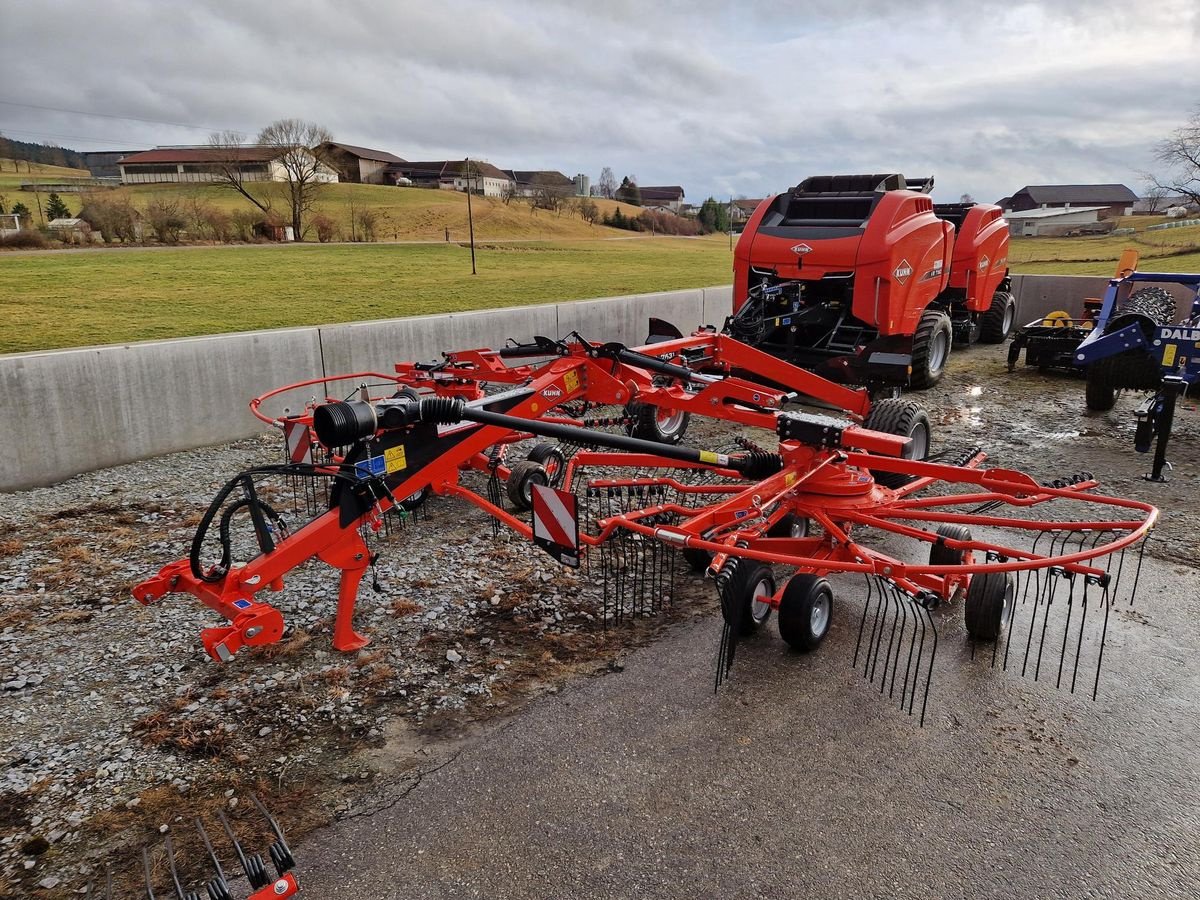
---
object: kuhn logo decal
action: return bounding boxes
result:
[978,255,989,271]
[790,243,813,255]
[893,260,913,283]
[542,387,563,398]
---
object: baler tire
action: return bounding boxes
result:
[979,291,1017,344]
[506,460,548,511]
[910,310,954,388]
[929,523,972,566]
[863,399,932,488]
[964,571,1013,641]
[778,574,833,651]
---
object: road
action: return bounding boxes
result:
[300,553,1200,899]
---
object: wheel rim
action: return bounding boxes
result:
[1000,578,1014,629]
[810,591,831,636]
[909,422,930,460]
[657,406,686,434]
[750,577,772,624]
[929,330,949,373]
[1002,301,1014,334]
[789,518,808,538]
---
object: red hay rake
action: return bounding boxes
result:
[133,330,1157,723]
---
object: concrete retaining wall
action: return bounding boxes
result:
[2,275,1185,492]
[1,287,730,492]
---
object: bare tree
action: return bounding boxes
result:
[258,118,335,240]
[597,167,617,199]
[1139,182,1170,214]
[206,130,273,217]
[1149,108,1200,205]
[959,193,975,204]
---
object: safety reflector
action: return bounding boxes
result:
[531,483,580,568]
[284,418,313,464]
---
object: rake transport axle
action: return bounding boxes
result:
[134,331,1156,720]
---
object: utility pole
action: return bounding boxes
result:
[728,195,734,251]
[465,158,477,275]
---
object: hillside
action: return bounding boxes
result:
[0,158,92,188]
[79,181,649,242]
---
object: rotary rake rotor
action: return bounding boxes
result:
[132,329,1156,724]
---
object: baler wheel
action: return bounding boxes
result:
[910,310,953,388]
[964,571,1013,641]
[778,574,833,651]
[720,561,775,635]
[979,291,1017,343]
[506,460,548,511]
[863,399,931,488]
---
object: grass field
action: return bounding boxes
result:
[1009,225,1200,275]
[0,237,734,354]
[0,158,91,189]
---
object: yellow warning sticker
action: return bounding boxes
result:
[699,450,719,464]
[785,472,797,486]
[384,444,408,473]
[563,370,580,393]
[1162,344,1178,367]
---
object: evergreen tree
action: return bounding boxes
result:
[45,192,71,220]
[11,201,30,219]
[615,176,641,206]
[698,197,731,234]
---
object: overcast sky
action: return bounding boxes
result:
[1,0,1197,204]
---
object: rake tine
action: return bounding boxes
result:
[251,794,295,876]
[163,834,188,900]
[852,575,875,668]
[1071,577,1093,694]
[1093,584,1114,700]
[886,589,911,701]
[142,847,157,900]
[900,592,922,709]
[877,587,901,694]
[1129,537,1149,607]
[1033,569,1062,682]
[918,602,938,727]
[1021,564,1052,677]
[864,578,888,681]
[909,601,929,717]
[1056,572,1077,689]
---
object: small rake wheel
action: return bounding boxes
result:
[768,513,809,538]
[964,571,1013,641]
[721,561,775,635]
[527,442,567,487]
[929,523,972,566]
[506,460,548,511]
[778,574,833,651]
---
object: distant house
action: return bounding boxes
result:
[46,217,93,242]
[316,142,407,185]
[732,198,764,224]
[504,170,575,198]
[1002,206,1109,237]
[117,147,339,185]
[386,160,513,197]
[639,185,686,212]
[0,212,22,236]
[1000,184,1137,219]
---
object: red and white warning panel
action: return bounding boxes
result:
[531,483,580,568]
[283,418,313,464]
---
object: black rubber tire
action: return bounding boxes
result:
[720,561,775,635]
[929,523,972,566]
[777,574,833,651]
[526,443,567,487]
[978,291,1017,344]
[399,485,431,512]
[863,399,932,489]
[910,309,953,388]
[1084,365,1117,412]
[505,460,548,511]
[964,571,1013,641]
[767,514,809,539]
[627,401,690,445]
[682,547,714,574]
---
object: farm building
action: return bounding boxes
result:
[81,150,142,179]
[998,184,1136,219]
[316,142,407,185]
[504,170,575,198]
[386,160,513,197]
[117,147,338,185]
[1002,205,1108,236]
[639,185,686,212]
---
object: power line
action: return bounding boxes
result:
[0,127,147,147]
[0,98,221,132]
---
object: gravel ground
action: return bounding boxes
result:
[0,339,1195,897]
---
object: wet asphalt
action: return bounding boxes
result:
[300,551,1200,899]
